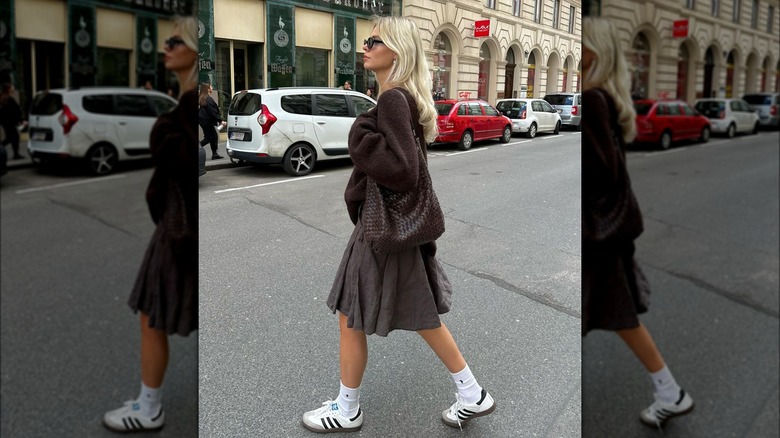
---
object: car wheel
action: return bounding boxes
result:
[526,123,537,138]
[726,123,736,138]
[282,143,316,176]
[458,131,473,150]
[752,122,759,135]
[86,143,118,176]
[499,126,512,143]
[699,125,711,143]
[659,131,672,150]
[553,121,561,135]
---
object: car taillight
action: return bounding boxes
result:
[571,105,578,116]
[520,109,527,119]
[771,105,778,116]
[257,104,277,135]
[58,104,78,134]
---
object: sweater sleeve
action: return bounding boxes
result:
[582,88,620,191]
[207,97,222,124]
[347,90,419,192]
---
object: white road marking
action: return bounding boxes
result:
[214,174,325,193]
[540,135,563,139]
[15,174,127,194]
[445,148,488,156]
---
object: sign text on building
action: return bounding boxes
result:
[474,20,490,38]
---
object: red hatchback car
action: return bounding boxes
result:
[434,99,512,150]
[633,99,711,149]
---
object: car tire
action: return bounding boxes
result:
[458,131,473,150]
[526,123,537,138]
[553,121,561,135]
[282,143,316,176]
[699,125,711,143]
[752,122,759,135]
[86,143,118,176]
[659,131,672,150]
[499,126,512,143]
[726,123,736,138]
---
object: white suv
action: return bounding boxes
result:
[226,87,377,176]
[27,87,177,175]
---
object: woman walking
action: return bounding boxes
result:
[198,82,225,160]
[301,16,495,433]
[0,83,24,160]
[102,15,198,433]
[582,16,694,429]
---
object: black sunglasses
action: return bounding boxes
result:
[164,37,186,50]
[363,36,384,49]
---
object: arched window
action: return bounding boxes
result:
[478,43,491,101]
[676,44,689,100]
[630,33,650,99]
[431,34,452,100]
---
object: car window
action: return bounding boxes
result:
[82,94,114,115]
[482,103,499,116]
[681,104,695,116]
[149,96,176,116]
[531,101,543,112]
[468,103,483,115]
[740,100,753,112]
[544,95,573,105]
[667,104,681,115]
[742,94,771,105]
[695,101,724,118]
[456,104,467,115]
[436,103,454,115]
[349,95,375,116]
[540,100,555,112]
[730,101,741,112]
[314,94,349,117]
[229,92,263,116]
[656,104,670,116]
[115,94,155,117]
[577,95,581,105]
[634,102,653,115]
[281,94,313,115]
[30,92,63,115]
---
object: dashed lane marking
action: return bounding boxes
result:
[15,174,127,194]
[214,174,325,194]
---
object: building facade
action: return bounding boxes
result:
[201,0,581,109]
[4,0,195,115]
[594,0,780,102]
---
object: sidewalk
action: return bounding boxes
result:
[202,132,237,171]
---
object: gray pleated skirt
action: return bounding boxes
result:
[327,217,453,337]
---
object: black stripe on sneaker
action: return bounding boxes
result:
[321,418,328,429]
[476,389,487,405]
[133,418,144,429]
[122,418,131,430]
[152,408,163,421]
[326,417,336,429]
[675,389,686,405]
[349,408,361,422]
[333,418,342,428]
[462,409,476,414]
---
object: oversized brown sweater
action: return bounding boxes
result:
[344,87,437,254]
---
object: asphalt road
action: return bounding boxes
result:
[198,131,583,437]
[582,130,780,437]
[0,163,198,437]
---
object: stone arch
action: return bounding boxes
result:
[546,51,561,94]
[745,51,761,93]
[477,36,501,102]
[504,44,522,98]
[429,24,464,100]
[676,38,699,102]
[526,46,544,98]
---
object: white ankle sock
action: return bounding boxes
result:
[650,365,681,404]
[139,381,162,417]
[336,381,360,418]
[451,365,483,404]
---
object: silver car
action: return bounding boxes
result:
[543,93,582,130]
[693,98,760,138]
[742,93,780,129]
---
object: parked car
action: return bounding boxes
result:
[226,87,376,176]
[199,145,206,177]
[495,98,562,138]
[693,98,760,138]
[27,87,177,175]
[433,98,512,150]
[633,99,711,149]
[741,92,780,129]
[543,93,581,130]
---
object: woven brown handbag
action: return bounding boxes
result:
[362,90,445,254]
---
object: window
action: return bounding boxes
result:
[481,103,499,116]
[82,95,114,115]
[96,48,130,86]
[349,96,375,116]
[712,0,720,16]
[733,0,741,22]
[30,92,63,115]
[228,92,262,116]
[686,0,695,9]
[667,104,681,115]
[553,0,561,28]
[751,0,759,28]
[486,0,496,8]
[569,6,575,33]
[532,101,543,111]
[681,104,696,116]
[456,104,467,115]
[769,6,775,32]
[535,0,543,23]
[313,94,349,117]
[281,94,313,115]
[730,100,741,111]
[149,96,176,116]
[514,0,521,16]
[114,95,154,117]
[540,100,555,112]
[468,103,483,115]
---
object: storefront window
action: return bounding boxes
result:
[504,49,516,98]
[295,47,328,87]
[247,43,264,90]
[676,44,689,100]
[726,51,735,97]
[96,48,130,86]
[478,43,490,101]
[527,52,536,98]
[431,33,451,100]
[214,39,231,101]
[630,33,650,99]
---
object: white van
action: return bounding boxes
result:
[226,87,377,176]
[27,87,177,175]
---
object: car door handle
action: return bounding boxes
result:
[118,121,127,126]
[317,121,326,125]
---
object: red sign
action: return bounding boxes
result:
[474,20,490,38]
[458,91,472,99]
[673,19,688,38]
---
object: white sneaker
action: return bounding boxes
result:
[442,389,496,429]
[640,388,694,428]
[103,400,165,433]
[301,400,363,433]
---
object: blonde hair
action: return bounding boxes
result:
[173,15,198,97]
[370,16,438,143]
[582,17,636,143]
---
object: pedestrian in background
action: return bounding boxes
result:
[103,15,198,433]
[581,16,694,429]
[340,80,352,90]
[198,82,225,160]
[365,88,373,98]
[301,16,495,434]
[0,83,24,160]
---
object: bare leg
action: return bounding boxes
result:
[418,322,467,373]
[140,312,169,388]
[339,312,368,388]
[616,322,665,373]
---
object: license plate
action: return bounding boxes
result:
[229,132,245,141]
[31,131,46,141]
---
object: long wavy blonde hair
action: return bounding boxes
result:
[582,17,636,143]
[371,16,439,143]
[174,15,198,97]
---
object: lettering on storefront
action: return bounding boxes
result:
[336,61,355,75]
[270,56,293,74]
